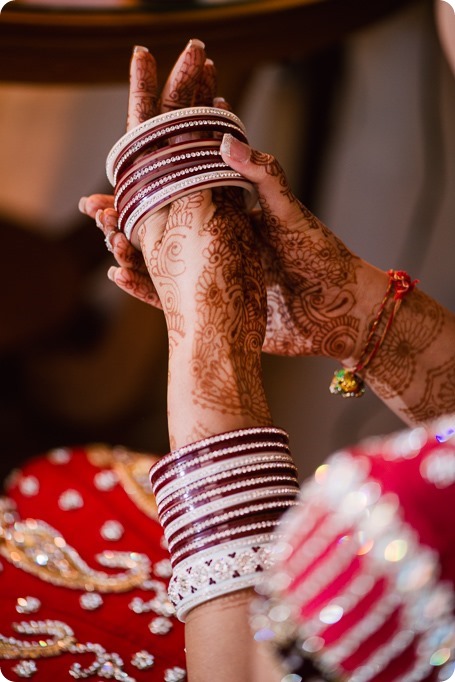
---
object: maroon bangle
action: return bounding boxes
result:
[159,476,300,527]
[114,139,222,208]
[113,119,247,185]
[122,171,256,248]
[150,427,290,483]
[116,160,229,231]
[166,495,299,551]
[156,463,299,517]
[151,442,292,497]
[171,515,284,568]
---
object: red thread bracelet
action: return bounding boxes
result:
[329,270,419,398]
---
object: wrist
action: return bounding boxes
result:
[168,341,272,450]
[340,264,390,367]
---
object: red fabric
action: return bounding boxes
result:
[0,445,185,681]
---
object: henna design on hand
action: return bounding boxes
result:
[140,187,271,428]
[253,199,362,360]
[127,49,157,128]
[191,215,269,422]
[161,41,206,111]
[402,356,455,422]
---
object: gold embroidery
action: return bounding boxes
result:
[87,444,160,520]
[0,620,75,659]
[0,498,150,592]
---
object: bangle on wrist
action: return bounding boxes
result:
[150,426,301,621]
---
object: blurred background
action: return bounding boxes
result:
[0,0,454,483]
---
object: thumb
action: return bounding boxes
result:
[220,133,302,225]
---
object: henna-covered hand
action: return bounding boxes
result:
[138,185,272,448]
[220,134,455,426]
[79,39,215,308]
[80,42,272,448]
[219,133,390,364]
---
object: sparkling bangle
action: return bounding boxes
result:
[105,106,257,249]
[169,536,278,621]
[152,440,291,495]
[106,106,247,184]
[150,427,300,621]
[151,426,290,477]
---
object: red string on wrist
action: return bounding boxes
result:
[329,270,418,398]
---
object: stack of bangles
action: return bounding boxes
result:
[106,106,257,249]
[149,427,301,622]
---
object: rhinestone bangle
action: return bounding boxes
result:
[150,426,290,481]
[105,106,257,249]
[106,106,247,184]
[150,427,300,620]
[152,440,291,495]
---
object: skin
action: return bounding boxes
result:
[79,41,455,682]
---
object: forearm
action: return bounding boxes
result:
[167,340,272,450]
[338,261,455,424]
[163,344,291,682]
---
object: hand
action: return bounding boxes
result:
[220,134,389,366]
[81,41,272,448]
[79,39,215,309]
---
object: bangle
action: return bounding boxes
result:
[149,427,300,621]
[106,106,247,184]
[105,106,257,249]
[113,139,222,209]
[329,270,418,398]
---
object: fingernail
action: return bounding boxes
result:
[220,134,251,163]
[133,45,149,54]
[95,209,104,229]
[78,196,87,213]
[107,267,116,282]
[188,38,205,50]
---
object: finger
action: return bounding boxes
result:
[79,194,114,218]
[127,45,158,131]
[108,266,163,309]
[109,229,148,273]
[194,58,217,107]
[220,134,308,228]
[213,96,231,111]
[160,38,206,112]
